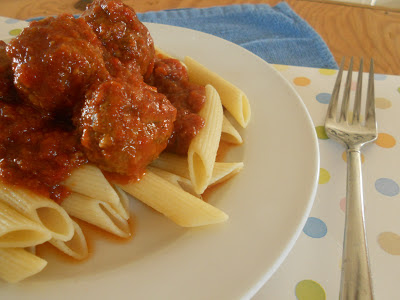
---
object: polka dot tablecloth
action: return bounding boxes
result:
[254,65,400,300]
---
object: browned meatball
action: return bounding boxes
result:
[82,0,155,79]
[0,41,17,102]
[7,14,109,117]
[77,79,176,180]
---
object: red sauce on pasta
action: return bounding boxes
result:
[0,0,205,202]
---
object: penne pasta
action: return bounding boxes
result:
[119,170,228,227]
[188,84,223,194]
[64,164,129,220]
[61,193,131,238]
[208,162,244,186]
[151,154,243,187]
[148,166,200,198]
[221,114,243,145]
[0,182,74,242]
[184,56,251,128]
[0,248,47,283]
[150,153,190,179]
[0,201,52,248]
[49,220,88,260]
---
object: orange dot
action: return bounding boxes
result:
[342,151,365,163]
[293,77,311,86]
[375,133,396,148]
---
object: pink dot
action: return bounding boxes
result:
[351,81,357,91]
[340,197,346,212]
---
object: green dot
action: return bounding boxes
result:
[9,28,22,36]
[315,126,329,140]
[319,168,330,184]
[295,279,326,300]
[398,87,400,94]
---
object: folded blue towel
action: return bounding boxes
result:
[138,3,338,69]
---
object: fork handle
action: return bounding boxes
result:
[340,148,374,300]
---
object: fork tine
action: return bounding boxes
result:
[365,59,376,129]
[326,57,345,120]
[340,57,353,122]
[352,58,363,124]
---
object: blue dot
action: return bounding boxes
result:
[303,217,327,238]
[316,93,331,104]
[5,18,19,24]
[375,178,399,196]
[374,74,387,81]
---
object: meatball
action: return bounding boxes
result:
[7,14,109,117]
[82,0,155,79]
[0,41,17,102]
[77,79,176,179]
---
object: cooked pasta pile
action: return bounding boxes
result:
[0,0,251,283]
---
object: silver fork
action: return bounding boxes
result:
[325,57,376,300]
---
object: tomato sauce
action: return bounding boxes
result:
[146,57,206,155]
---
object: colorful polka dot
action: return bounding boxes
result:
[375,97,392,109]
[351,80,357,91]
[397,87,400,94]
[375,178,399,196]
[342,151,365,163]
[295,280,326,300]
[293,77,311,86]
[303,217,327,238]
[8,28,22,36]
[340,197,346,212]
[5,18,19,24]
[319,69,336,75]
[378,232,400,255]
[374,74,387,81]
[375,133,396,148]
[316,93,331,104]
[273,64,289,71]
[315,126,329,140]
[319,168,330,184]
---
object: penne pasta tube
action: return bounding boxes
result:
[188,84,223,194]
[148,167,200,198]
[0,248,47,283]
[209,162,244,186]
[150,153,190,179]
[119,170,228,227]
[0,182,74,242]
[184,56,251,128]
[221,114,243,144]
[0,201,52,248]
[61,193,131,238]
[113,185,131,219]
[49,220,88,260]
[151,154,243,187]
[64,164,129,220]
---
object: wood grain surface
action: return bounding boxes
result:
[0,0,399,74]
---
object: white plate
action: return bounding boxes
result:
[0,20,319,300]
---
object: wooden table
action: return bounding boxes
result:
[1,0,399,75]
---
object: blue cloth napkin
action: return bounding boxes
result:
[138,3,338,69]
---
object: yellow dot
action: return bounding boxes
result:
[342,151,365,163]
[295,280,326,300]
[375,97,392,109]
[273,64,289,71]
[319,68,337,75]
[319,168,330,184]
[293,77,311,86]
[9,28,22,36]
[315,126,329,139]
[375,133,396,148]
[378,232,400,255]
